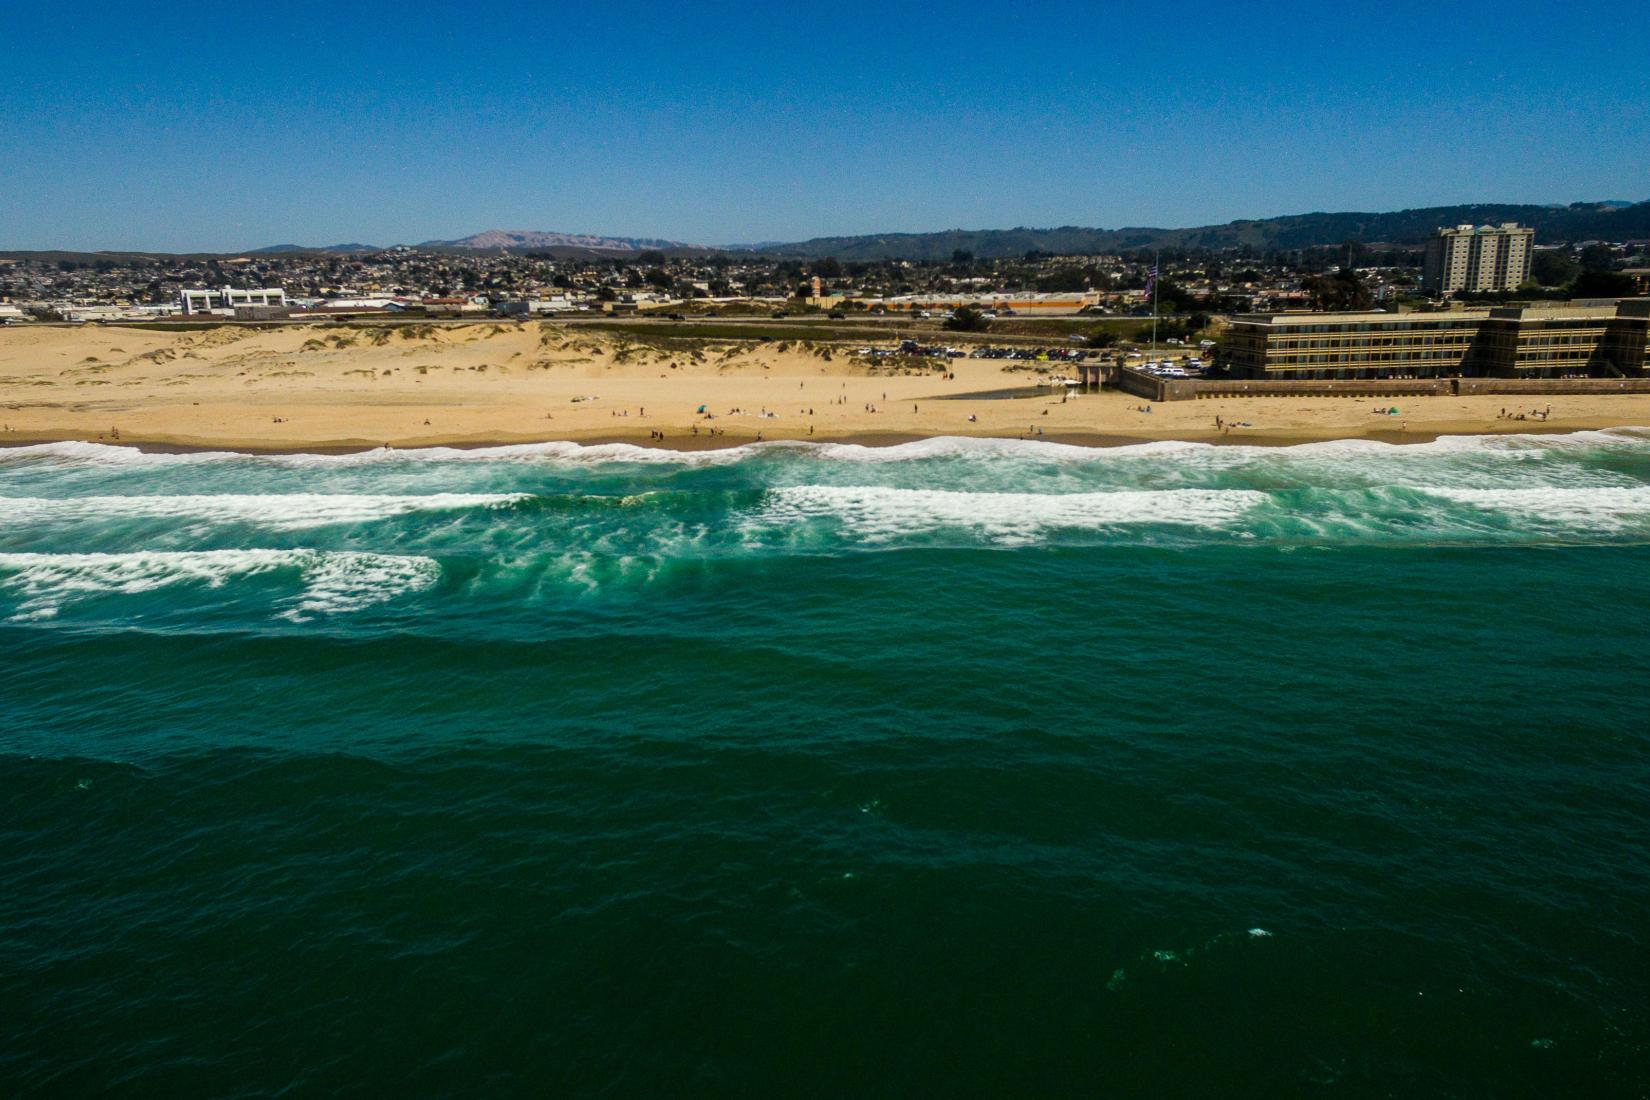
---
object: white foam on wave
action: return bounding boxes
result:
[799,436,1142,463]
[0,439,749,469]
[0,549,438,621]
[1420,486,1650,532]
[260,440,755,468]
[279,552,441,621]
[4,427,1648,470]
[756,485,1266,544]
[0,492,527,529]
[0,440,242,466]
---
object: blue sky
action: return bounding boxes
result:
[1,0,1645,251]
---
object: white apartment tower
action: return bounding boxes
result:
[1423,223,1534,294]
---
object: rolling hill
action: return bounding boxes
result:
[752,201,1650,260]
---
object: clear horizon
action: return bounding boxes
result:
[3,0,1646,252]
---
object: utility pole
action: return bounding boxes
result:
[1150,249,1160,357]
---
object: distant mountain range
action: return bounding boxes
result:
[418,230,697,253]
[13,201,1648,263]
[379,203,1650,261]
[750,201,1650,261]
[248,243,380,254]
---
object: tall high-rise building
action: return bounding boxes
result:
[1423,223,1534,294]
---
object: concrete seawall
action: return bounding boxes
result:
[1455,379,1650,396]
[1111,367,1650,402]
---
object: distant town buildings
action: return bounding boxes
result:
[1423,224,1534,295]
[2,234,1643,341]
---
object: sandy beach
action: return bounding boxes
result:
[3,320,1647,452]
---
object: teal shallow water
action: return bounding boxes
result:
[2,433,1648,1095]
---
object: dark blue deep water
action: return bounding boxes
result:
[3,433,1648,1096]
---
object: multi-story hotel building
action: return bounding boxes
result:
[1422,223,1535,294]
[1218,300,1650,380]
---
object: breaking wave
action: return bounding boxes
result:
[4,428,1650,623]
[3,427,1648,470]
[1419,486,1650,532]
[756,486,1267,544]
[0,493,528,529]
[0,550,439,622]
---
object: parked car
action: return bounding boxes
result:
[828,311,846,319]
[771,311,788,318]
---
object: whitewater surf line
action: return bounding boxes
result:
[0,549,440,622]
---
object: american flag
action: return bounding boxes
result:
[1143,263,1158,299]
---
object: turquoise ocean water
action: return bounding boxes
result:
[3,431,1648,1096]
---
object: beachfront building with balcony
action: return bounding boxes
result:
[179,287,287,315]
[1218,300,1650,380]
